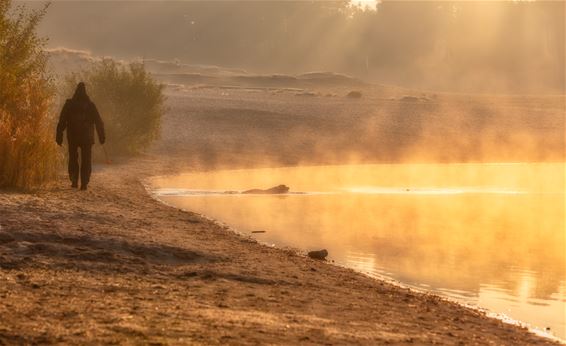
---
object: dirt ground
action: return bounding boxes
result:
[0,87,563,344]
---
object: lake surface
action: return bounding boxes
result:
[150,163,565,340]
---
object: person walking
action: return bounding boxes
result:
[56,82,105,190]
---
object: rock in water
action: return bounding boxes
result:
[308,249,328,260]
[242,185,290,194]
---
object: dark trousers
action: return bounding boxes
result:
[68,143,92,187]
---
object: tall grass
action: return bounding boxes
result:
[0,0,59,190]
[65,59,165,155]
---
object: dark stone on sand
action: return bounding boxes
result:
[242,185,290,194]
[0,232,15,244]
[346,91,362,98]
[308,249,328,260]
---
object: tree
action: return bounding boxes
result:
[65,59,165,155]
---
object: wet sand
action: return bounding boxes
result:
[0,87,563,344]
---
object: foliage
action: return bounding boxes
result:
[0,0,59,189]
[65,59,165,155]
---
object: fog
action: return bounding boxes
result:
[22,0,565,166]
[151,163,566,337]
[26,0,565,94]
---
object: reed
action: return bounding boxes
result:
[0,0,60,190]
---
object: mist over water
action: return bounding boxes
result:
[152,163,566,339]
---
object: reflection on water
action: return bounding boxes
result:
[151,163,565,339]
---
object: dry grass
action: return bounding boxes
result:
[0,0,59,189]
[0,102,60,190]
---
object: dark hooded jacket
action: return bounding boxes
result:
[56,84,105,146]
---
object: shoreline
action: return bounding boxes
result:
[4,84,562,345]
[144,175,563,344]
[0,157,561,344]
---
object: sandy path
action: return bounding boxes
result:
[0,154,559,345]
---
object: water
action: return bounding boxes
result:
[150,163,565,339]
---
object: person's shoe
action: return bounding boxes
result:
[71,182,78,188]
[80,185,88,191]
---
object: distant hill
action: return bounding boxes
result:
[47,48,365,90]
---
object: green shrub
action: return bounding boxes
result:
[0,0,59,189]
[64,59,165,155]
